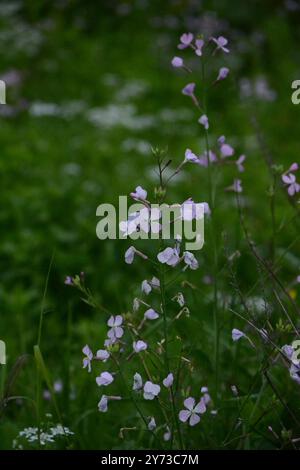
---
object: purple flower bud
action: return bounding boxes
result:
[182,82,196,97]
[98,395,108,412]
[163,373,174,388]
[171,56,183,68]
[198,114,209,129]
[217,67,229,81]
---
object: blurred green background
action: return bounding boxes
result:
[0,0,299,450]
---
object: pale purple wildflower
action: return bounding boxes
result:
[163,373,174,388]
[171,56,183,68]
[220,142,234,158]
[184,148,200,163]
[96,371,114,387]
[144,308,159,320]
[64,276,74,286]
[125,246,136,264]
[232,328,245,341]
[163,426,171,441]
[195,38,204,56]
[141,280,152,295]
[297,275,300,284]
[125,247,148,264]
[104,338,113,348]
[98,395,108,412]
[107,315,124,341]
[133,373,143,391]
[197,150,217,167]
[148,417,156,431]
[227,179,243,193]
[181,198,204,221]
[157,247,180,266]
[282,173,300,196]
[143,381,161,400]
[183,251,199,270]
[119,212,141,236]
[288,162,298,172]
[282,344,300,384]
[200,386,211,404]
[96,349,110,362]
[179,397,206,426]
[198,114,209,129]
[178,33,194,49]
[182,82,196,97]
[212,36,229,53]
[54,380,63,393]
[133,340,148,353]
[82,345,93,373]
[236,155,246,172]
[130,186,147,201]
[217,67,229,81]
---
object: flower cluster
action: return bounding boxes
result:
[281,163,300,196]
[13,423,74,449]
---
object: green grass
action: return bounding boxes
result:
[0,0,300,450]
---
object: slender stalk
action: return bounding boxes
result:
[201,58,219,396]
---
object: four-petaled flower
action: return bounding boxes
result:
[178,33,194,49]
[195,38,204,56]
[96,371,114,386]
[143,381,161,400]
[133,340,148,353]
[130,186,147,201]
[212,36,229,53]
[157,247,180,266]
[179,397,206,426]
[82,345,93,373]
[184,148,200,163]
[107,315,124,341]
[282,173,300,196]
[183,251,199,270]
